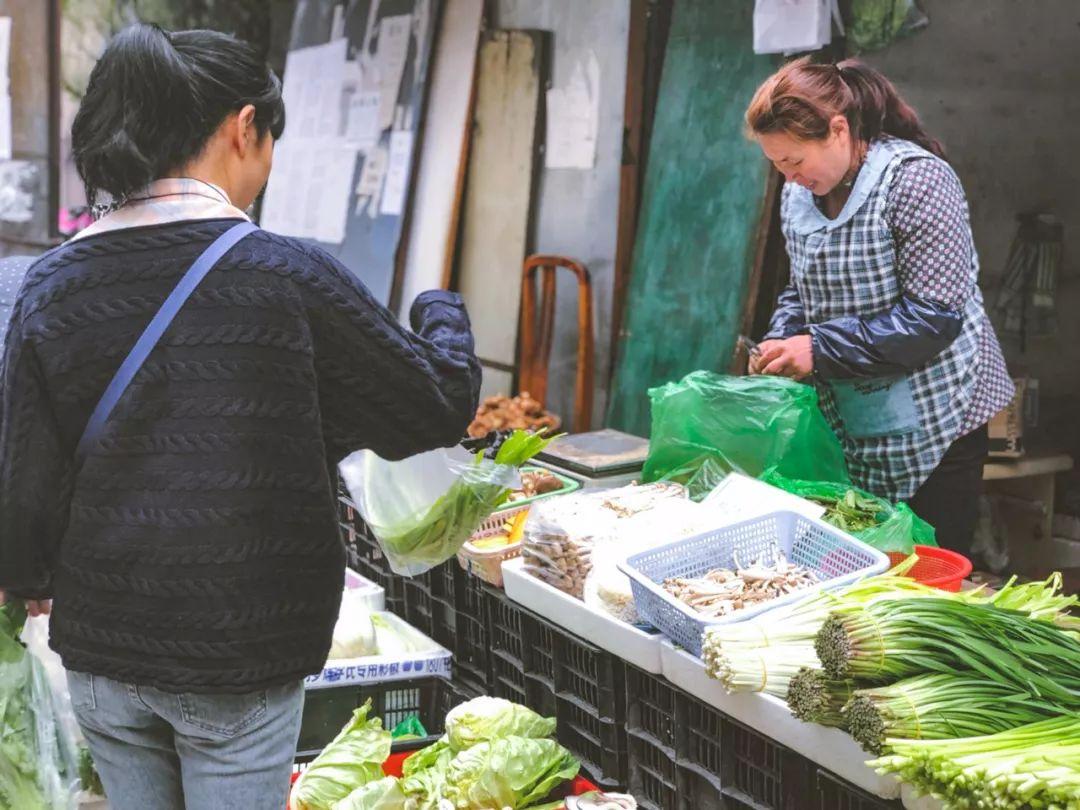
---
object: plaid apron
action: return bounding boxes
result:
[781,138,985,500]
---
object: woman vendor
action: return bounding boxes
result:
[745,58,1013,556]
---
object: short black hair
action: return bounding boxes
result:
[72,24,286,208]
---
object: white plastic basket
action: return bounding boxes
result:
[618,510,890,657]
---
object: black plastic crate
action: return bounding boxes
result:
[490,647,528,705]
[721,716,815,810]
[452,607,491,695]
[625,666,678,749]
[298,677,449,758]
[341,518,406,616]
[557,693,627,790]
[401,574,434,637]
[626,730,677,810]
[816,770,903,810]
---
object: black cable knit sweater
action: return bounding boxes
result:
[0,219,481,693]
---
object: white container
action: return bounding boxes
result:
[659,640,902,800]
[501,556,663,673]
[344,567,385,611]
[307,612,451,690]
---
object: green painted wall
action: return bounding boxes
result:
[607,0,775,436]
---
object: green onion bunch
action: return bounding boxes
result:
[704,644,821,697]
[870,715,1080,809]
[785,668,856,728]
[814,598,1080,708]
[843,673,1064,755]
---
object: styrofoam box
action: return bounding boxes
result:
[902,785,945,810]
[501,555,663,674]
[659,639,903,800]
[344,567,385,611]
[306,612,451,690]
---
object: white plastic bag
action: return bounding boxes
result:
[339,446,519,576]
[0,610,82,808]
[753,0,841,54]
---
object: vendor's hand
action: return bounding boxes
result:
[759,335,814,380]
[747,340,783,374]
[0,590,51,617]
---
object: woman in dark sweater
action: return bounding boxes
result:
[0,24,480,809]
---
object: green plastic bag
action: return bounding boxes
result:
[760,470,936,554]
[642,372,850,487]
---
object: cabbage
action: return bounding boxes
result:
[371,614,419,656]
[328,592,376,660]
[401,737,450,778]
[442,737,579,809]
[444,697,556,751]
[290,701,391,810]
[331,777,407,809]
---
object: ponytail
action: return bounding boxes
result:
[745,56,945,160]
[72,24,285,209]
[835,60,944,158]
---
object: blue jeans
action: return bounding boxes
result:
[68,671,304,810]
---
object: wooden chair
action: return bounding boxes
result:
[518,255,595,434]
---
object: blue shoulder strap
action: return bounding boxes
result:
[76,221,258,461]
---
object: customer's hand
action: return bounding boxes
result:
[0,590,51,617]
[758,335,814,380]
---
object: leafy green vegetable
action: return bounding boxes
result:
[870,716,1080,809]
[77,747,105,797]
[815,598,1080,708]
[330,777,407,810]
[401,737,449,779]
[290,701,391,810]
[380,431,557,570]
[443,737,579,809]
[444,697,556,752]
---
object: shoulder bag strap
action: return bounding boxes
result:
[75,221,259,461]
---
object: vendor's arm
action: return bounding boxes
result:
[811,159,972,380]
[762,284,807,340]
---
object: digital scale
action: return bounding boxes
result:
[534,429,650,491]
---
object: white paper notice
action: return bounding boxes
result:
[379,130,414,216]
[355,146,388,199]
[280,38,348,140]
[545,52,600,170]
[261,140,357,244]
[376,15,412,131]
[345,91,381,151]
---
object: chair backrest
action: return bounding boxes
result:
[518,254,594,433]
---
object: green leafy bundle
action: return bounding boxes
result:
[380,431,557,572]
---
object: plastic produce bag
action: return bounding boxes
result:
[0,605,80,810]
[760,470,936,554]
[340,447,519,576]
[642,372,850,487]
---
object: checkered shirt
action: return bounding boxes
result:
[777,137,1014,500]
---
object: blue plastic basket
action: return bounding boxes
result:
[617,511,890,657]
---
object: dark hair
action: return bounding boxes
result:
[72,24,285,208]
[745,57,945,159]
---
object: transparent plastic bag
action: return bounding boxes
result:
[0,607,81,809]
[339,446,520,576]
[521,493,609,598]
